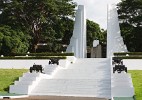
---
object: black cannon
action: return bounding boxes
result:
[49,58,59,65]
[113,64,127,73]
[112,57,123,65]
[29,64,43,73]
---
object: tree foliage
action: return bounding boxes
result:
[87,19,106,47]
[0,0,105,54]
[0,25,30,55]
[117,0,142,51]
[0,0,76,52]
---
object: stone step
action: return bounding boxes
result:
[53,69,110,79]
[30,58,111,99]
[112,86,134,97]
[19,76,39,81]
[10,85,32,94]
[111,72,134,97]
[28,95,109,100]
[43,65,58,75]
[112,73,131,78]
[67,58,110,69]
[31,79,111,98]
[53,58,110,79]
[14,81,33,85]
[23,73,42,77]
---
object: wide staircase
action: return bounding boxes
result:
[30,58,111,99]
[9,64,59,94]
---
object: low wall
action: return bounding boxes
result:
[111,56,142,70]
[0,56,76,69]
[0,60,49,69]
[1,58,141,70]
[123,59,142,70]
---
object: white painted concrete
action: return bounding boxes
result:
[106,5,136,96]
[0,58,73,69]
[43,65,59,75]
[111,57,135,97]
[9,64,61,94]
[54,59,110,79]
[111,55,142,70]
[59,59,70,68]
[107,4,127,58]
[112,86,134,97]
[7,57,137,98]
[123,59,142,70]
[0,60,49,69]
[66,56,77,63]
[30,58,111,99]
[0,95,28,99]
[111,73,135,97]
[10,73,43,94]
[66,5,86,58]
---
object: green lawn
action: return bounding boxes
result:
[0,69,28,93]
[129,70,142,100]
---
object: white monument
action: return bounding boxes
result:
[107,4,128,58]
[6,4,135,100]
[66,5,86,58]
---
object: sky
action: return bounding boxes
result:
[73,0,121,29]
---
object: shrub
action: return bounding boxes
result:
[0,56,66,59]
[9,52,74,56]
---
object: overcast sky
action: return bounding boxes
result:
[73,0,121,29]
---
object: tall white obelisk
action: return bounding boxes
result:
[107,4,128,58]
[66,5,86,58]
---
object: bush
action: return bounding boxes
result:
[114,52,142,56]
[113,56,142,59]
[0,25,30,55]
[9,52,74,56]
[0,56,66,59]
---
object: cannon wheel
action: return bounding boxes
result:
[121,61,123,65]
[125,67,127,73]
[29,67,33,73]
[57,62,59,65]
[113,67,115,73]
[49,61,51,65]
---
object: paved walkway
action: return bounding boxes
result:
[0,96,108,100]
[113,97,134,100]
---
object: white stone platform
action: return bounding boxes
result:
[111,73,134,97]
[8,57,135,99]
[30,58,111,99]
[9,64,59,94]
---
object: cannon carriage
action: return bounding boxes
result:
[113,64,127,73]
[49,58,59,65]
[112,57,123,65]
[112,57,127,73]
[29,64,43,73]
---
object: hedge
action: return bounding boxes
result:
[8,52,74,56]
[0,56,66,59]
[113,56,142,59]
[114,52,142,56]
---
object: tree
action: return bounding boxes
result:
[0,0,76,52]
[61,18,74,45]
[87,19,106,47]
[0,25,30,55]
[117,0,142,51]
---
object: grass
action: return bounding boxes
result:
[0,69,28,93]
[129,70,142,100]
